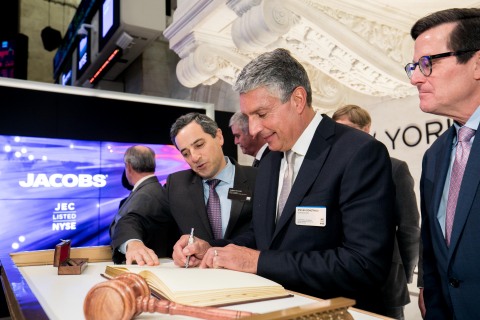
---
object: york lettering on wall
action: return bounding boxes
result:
[375,119,452,150]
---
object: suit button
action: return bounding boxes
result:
[449,278,460,288]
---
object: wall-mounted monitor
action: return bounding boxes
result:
[0,134,190,256]
[60,58,73,86]
[99,0,120,51]
[76,32,90,78]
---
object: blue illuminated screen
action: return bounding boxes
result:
[78,36,88,72]
[102,0,114,38]
[0,135,189,256]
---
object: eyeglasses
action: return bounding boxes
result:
[404,49,480,79]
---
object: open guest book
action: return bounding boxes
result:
[105,262,291,307]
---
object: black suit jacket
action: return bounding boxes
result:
[380,158,420,309]
[421,125,480,319]
[233,115,395,314]
[111,161,257,263]
[109,176,178,263]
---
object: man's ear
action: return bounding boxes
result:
[291,86,307,114]
[216,128,224,146]
[473,52,480,80]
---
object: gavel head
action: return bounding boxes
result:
[84,273,150,320]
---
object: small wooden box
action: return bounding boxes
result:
[53,240,88,275]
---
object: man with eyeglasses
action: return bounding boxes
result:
[406,8,480,320]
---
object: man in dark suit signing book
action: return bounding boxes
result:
[172,48,395,316]
[111,113,257,265]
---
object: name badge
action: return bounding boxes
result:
[228,188,252,201]
[295,206,326,227]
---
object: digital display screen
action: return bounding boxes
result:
[78,36,89,72]
[102,0,114,39]
[0,40,15,78]
[0,135,190,256]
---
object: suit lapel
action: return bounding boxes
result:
[225,164,248,238]
[430,128,455,251]
[273,118,333,241]
[188,174,214,239]
[449,129,480,252]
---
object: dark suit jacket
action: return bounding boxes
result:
[421,125,480,319]
[111,161,257,263]
[109,176,179,263]
[380,158,420,309]
[233,115,395,314]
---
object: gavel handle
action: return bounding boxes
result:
[137,296,253,320]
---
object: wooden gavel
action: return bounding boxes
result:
[83,273,253,320]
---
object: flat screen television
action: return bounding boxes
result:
[99,0,120,51]
[0,40,15,78]
[60,58,73,86]
[0,134,190,256]
[76,32,90,79]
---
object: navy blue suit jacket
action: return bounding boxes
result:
[233,115,395,314]
[420,125,480,319]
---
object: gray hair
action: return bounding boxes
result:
[170,112,219,148]
[229,111,249,133]
[232,48,312,107]
[124,146,156,173]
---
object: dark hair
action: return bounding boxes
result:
[332,105,371,129]
[232,48,312,107]
[124,146,156,173]
[411,8,480,63]
[170,112,218,147]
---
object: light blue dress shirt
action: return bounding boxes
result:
[203,157,235,238]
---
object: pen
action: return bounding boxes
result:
[185,228,195,268]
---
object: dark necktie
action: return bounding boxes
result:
[206,179,222,239]
[252,159,260,167]
[445,126,476,246]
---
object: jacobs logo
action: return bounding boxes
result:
[19,173,107,188]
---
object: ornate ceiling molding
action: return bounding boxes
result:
[165,0,466,109]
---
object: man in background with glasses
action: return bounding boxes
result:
[406,8,480,319]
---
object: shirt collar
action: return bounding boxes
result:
[453,105,480,143]
[204,156,234,184]
[255,144,269,160]
[290,111,322,156]
[133,174,155,191]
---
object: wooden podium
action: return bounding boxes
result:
[0,246,391,320]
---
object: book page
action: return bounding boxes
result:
[106,262,288,306]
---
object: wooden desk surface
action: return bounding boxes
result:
[1,247,391,320]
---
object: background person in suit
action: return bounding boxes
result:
[332,104,420,320]
[406,8,480,319]
[229,111,269,167]
[173,48,395,315]
[111,113,257,266]
[109,145,178,263]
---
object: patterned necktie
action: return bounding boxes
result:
[252,159,260,167]
[277,151,295,221]
[445,126,476,246]
[206,179,222,239]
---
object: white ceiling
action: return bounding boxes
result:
[164,0,480,111]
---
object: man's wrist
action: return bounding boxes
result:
[119,239,142,254]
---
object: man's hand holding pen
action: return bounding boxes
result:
[172,233,211,268]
